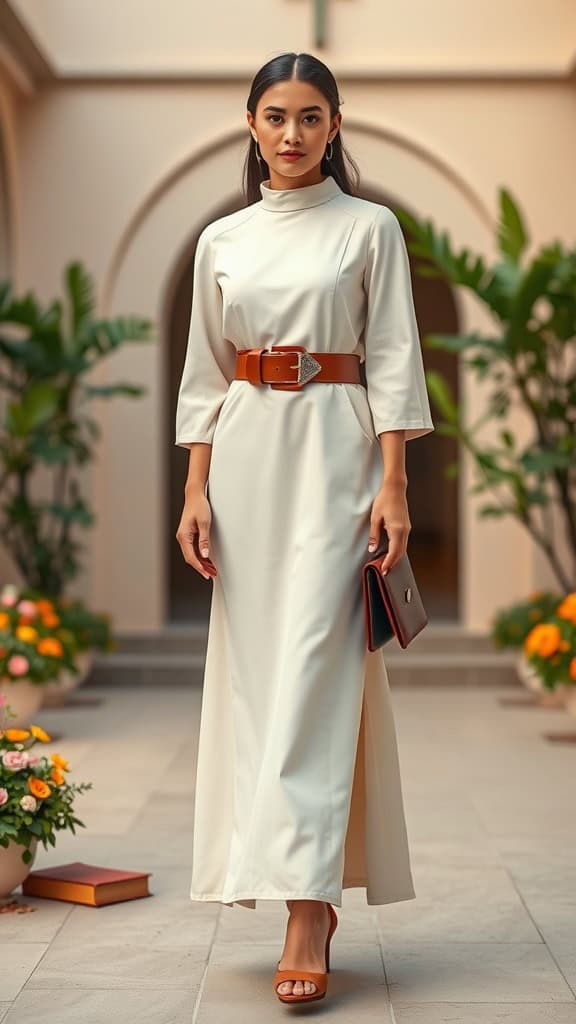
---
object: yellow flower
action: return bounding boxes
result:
[4,728,31,742]
[30,724,52,743]
[50,753,70,771]
[16,625,38,643]
[524,623,562,658]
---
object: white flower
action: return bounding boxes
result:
[19,795,37,812]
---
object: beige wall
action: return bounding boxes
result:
[9,0,576,74]
[1,2,575,631]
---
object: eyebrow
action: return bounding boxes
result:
[262,105,323,113]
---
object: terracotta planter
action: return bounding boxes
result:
[41,649,95,707]
[0,837,38,899]
[515,652,566,707]
[0,677,45,727]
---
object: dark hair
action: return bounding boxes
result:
[242,52,360,206]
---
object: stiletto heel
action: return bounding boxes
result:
[273,902,338,1003]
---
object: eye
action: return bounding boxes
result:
[266,114,320,124]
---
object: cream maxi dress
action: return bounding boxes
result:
[175,173,434,910]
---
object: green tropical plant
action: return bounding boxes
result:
[394,190,576,592]
[0,262,154,595]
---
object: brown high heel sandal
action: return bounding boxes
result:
[273,902,338,1004]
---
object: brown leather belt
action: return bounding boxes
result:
[235,346,361,391]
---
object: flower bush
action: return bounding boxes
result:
[523,592,576,691]
[0,583,79,685]
[0,694,92,864]
[491,591,562,649]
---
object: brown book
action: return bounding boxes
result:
[21,861,152,906]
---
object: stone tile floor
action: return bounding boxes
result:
[1,684,575,1022]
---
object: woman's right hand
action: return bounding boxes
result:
[176,491,218,580]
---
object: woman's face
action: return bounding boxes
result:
[247,78,341,188]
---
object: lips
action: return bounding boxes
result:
[280,152,304,157]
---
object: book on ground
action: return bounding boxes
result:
[21,861,152,906]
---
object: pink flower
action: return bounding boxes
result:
[16,600,37,618]
[27,754,41,767]
[0,787,8,806]
[7,655,29,676]
[2,750,29,770]
[0,586,18,607]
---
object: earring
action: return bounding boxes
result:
[324,140,334,162]
[254,139,265,167]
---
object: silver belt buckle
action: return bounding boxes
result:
[269,346,323,390]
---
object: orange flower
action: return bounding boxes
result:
[5,728,31,741]
[570,657,576,681]
[50,767,65,785]
[41,613,60,628]
[51,753,70,771]
[35,600,54,614]
[36,638,63,657]
[30,724,52,743]
[16,625,38,643]
[28,777,51,799]
[557,593,576,625]
[524,623,562,658]
[0,611,10,629]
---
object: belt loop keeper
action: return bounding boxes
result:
[244,348,266,385]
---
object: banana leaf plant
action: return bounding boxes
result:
[394,189,576,592]
[0,262,154,595]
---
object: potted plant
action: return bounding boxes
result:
[524,592,576,716]
[34,592,115,706]
[0,265,152,691]
[490,591,563,701]
[0,694,92,898]
[0,583,79,725]
[394,189,575,606]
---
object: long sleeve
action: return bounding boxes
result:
[363,206,434,441]
[174,226,237,448]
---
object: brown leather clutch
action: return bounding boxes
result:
[361,535,428,650]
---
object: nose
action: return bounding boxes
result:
[283,121,302,145]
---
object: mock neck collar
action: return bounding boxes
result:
[259,174,342,212]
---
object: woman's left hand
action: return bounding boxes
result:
[367,480,411,575]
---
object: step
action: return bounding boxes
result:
[85,625,520,689]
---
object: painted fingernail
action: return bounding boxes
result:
[368,543,376,552]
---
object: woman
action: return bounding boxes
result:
[175,51,434,1005]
